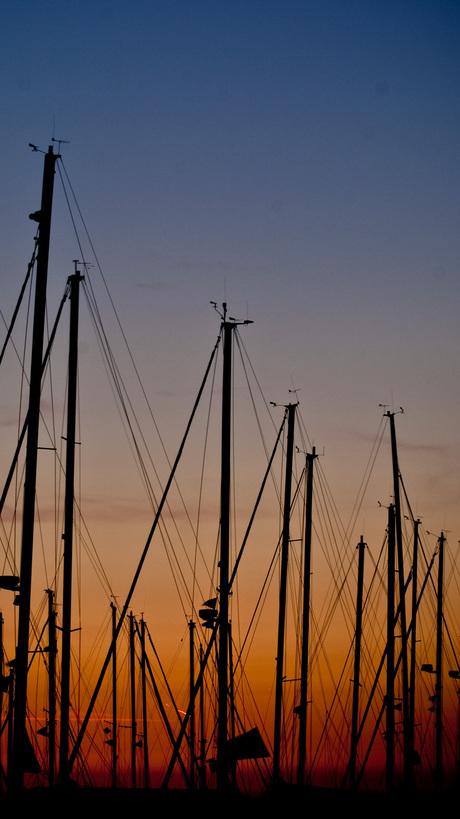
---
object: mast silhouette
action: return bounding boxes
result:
[189,619,196,788]
[216,309,233,790]
[386,503,396,793]
[110,601,117,788]
[216,305,253,788]
[272,402,297,785]
[11,145,58,789]
[387,412,410,782]
[435,532,445,791]
[129,611,137,788]
[297,446,316,786]
[349,535,366,790]
[140,617,149,788]
[409,518,421,776]
[46,589,57,787]
[59,265,83,784]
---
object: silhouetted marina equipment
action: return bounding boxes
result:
[0,147,459,800]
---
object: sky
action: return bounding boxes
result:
[1,0,459,789]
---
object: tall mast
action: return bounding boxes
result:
[435,532,444,792]
[297,446,316,786]
[216,305,252,789]
[129,611,137,789]
[12,145,58,789]
[59,265,83,783]
[228,621,236,787]
[110,601,117,789]
[140,617,149,788]
[273,402,297,785]
[349,535,366,790]
[199,642,206,790]
[387,412,410,779]
[189,619,196,789]
[216,311,233,790]
[386,504,396,793]
[47,589,57,787]
[409,518,421,780]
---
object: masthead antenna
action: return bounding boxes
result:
[52,136,69,153]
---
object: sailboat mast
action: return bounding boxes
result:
[349,535,366,790]
[435,532,444,791]
[217,313,233,790]
[215,307,253,788]
[273,402,296,785]
[386,504,396,793]
[140,617,149,788]
[297,446,316,786]
[59,265,83,783]
[111,601,117,789]
[199,642,206,790]
[47,589,57,787]
[228,621,236,787]
[130,611,137,788]
[189,618,196,789]
[409,518,421,779]
[12,145,58,789]
[387,412,410,778]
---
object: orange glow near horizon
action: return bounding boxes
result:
[1,372,458,794]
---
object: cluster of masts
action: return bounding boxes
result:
[0,145,458,796]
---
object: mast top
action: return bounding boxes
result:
[28,142,61,158]
[210,301,253,326]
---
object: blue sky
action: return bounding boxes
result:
[1,0,459,594]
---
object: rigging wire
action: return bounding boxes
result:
[2,152,458,791]
[0,238,39,369]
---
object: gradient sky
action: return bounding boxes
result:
[1,0,459,787]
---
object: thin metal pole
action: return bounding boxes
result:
[12,146,58,789]
[349,535,366,790]
[297,447,316,786]
[47,589,56,787]
[111,602,117,789]
[189,619,196,789]
[130,612,136,789]
[435,532,444,792]
[199,643,206,790]
[141,617,149,789]
[217,317,233,790]
[273,403,296,785]
[59,266,83,783]
[408,518,420,781]
[386,504,396,793]
[387,412,410,781]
